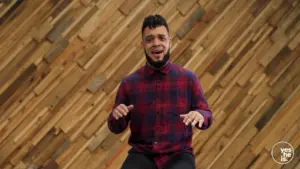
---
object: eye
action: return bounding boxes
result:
[159,36,166,41]
[145,37,152,43]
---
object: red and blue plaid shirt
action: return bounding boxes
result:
[107,61,213,169]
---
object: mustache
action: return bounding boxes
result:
[150,46,164,50]
[144,48,170,57]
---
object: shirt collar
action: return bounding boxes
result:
[144,61,171,76]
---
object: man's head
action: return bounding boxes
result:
[141,14,171,69]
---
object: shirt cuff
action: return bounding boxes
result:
[196,109,212,130]
[107,112,126,134]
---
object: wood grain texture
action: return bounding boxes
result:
[0,0,299,169]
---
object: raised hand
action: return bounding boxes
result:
[112,104,134,120]
[180,111,204,128]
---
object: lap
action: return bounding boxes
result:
[120,152,195,169]
[120,152,157,169]
[163,152,195,169]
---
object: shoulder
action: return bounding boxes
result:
[170,63,198,80]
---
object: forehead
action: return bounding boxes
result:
[143,26,169,37]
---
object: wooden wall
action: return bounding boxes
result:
[0,0,300,169]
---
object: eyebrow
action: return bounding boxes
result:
[145,34,167,39]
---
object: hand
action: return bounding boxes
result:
[180,111,204,128]
[112,104,134,120]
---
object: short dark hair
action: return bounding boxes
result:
[141,14,169,36]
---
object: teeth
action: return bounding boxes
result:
[152,51,162,54]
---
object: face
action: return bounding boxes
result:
[142,26,171,62]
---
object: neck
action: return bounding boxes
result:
[146,60,169,70]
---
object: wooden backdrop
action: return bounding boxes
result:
[0,0,300,169]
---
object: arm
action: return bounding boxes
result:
[107,80,131,134]
[190,73,213,130]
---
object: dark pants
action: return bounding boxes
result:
[120,152,196,169]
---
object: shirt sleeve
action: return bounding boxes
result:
[189,72,213,130]
[107,80,131,134]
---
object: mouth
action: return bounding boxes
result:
[151,50,164,58]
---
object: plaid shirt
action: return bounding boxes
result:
[107,61,213,169]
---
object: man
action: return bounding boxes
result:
[107,14,213,169]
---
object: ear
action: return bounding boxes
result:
[140,40,145,49]
[140,33,144,47]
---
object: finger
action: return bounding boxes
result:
[127,105,134,111]
[193,114,203,126]
[118,105,128,116]
[191,118,199,127]
[198,119,204,128]
[180,114,188,123]
[198,112,205,121]
[116,109,124,118]
[180,114,187,119]
[113,113,119,120]
[197,113,204,128]
[186,112,197,125]
[113,110,122,120]
[183,117,187,124]
[185,116,194,126]
[119,105,128,114]
[181,115,189,123]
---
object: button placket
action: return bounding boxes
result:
[156,81,160,97]
[154,79,162,146]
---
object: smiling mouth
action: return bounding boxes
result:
[151,50,163,55]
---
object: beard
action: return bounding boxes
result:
[145,48,170,69]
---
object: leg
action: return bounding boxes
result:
[164,152,196,169]
[120,152,157,169]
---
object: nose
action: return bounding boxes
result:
[152,37,159,45]
[152,37,160,46]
